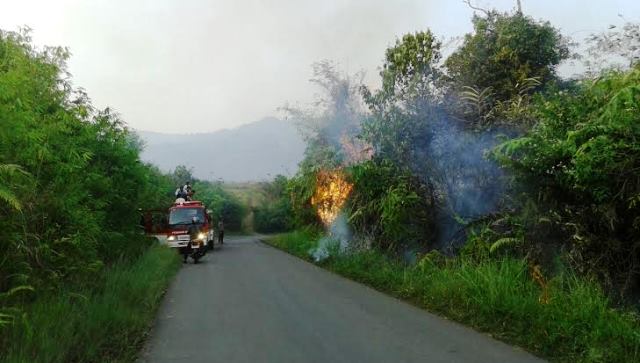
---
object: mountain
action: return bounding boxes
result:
[137,117,306,182]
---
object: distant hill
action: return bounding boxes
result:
[136,117,306,182]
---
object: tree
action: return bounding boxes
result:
[283,60,366,170]
[445,11,569,102]
[361,30,443,166]
[0,27,177,297]
[375,31,442,105]
[171,165,194,186]
[254,175,294,233]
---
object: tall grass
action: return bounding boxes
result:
[267,231,640,363]
[0,245,181,363]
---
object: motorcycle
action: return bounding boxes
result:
[180,232,208,263]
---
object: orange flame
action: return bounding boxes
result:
[530,264,550,304]
[311,170,353,226]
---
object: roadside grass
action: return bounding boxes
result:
[266,230,640,363]
[264,227,321,257]
[0,244,181,363]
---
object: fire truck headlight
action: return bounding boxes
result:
[167,236,176,241]
[197,233,206,240]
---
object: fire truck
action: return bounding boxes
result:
[141,200,215,262]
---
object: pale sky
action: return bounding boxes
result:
[1,0,639,133]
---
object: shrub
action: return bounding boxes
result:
[494,65,640,292]
[346,159,436,250]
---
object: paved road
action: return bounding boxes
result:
[140,236,545,363]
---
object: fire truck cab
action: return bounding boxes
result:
[164,200,215,251]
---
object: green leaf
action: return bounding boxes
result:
[490,237,521,253]
[0,185,22,211]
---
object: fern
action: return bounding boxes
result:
[490,237,521,253]
[0,163,29,211]
[0,163,28,177]
[515,77,542,96]
[0,285,34,327]
[460,85,495,115]
[0,285,35,299]
[0,312,14,326]
[0,186,22,211]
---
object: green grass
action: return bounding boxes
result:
[0,245,181,363]
[265,227,321,256]
[267,230,640,363]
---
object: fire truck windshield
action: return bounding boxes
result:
[169,208,205,225]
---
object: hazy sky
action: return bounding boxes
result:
[1,0,639,133]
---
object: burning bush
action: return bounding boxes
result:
[311,169,353,227]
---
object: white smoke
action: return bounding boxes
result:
[310,213,351,262]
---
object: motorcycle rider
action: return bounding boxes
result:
[185,216,201,263]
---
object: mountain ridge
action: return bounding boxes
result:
[136,117,305,182]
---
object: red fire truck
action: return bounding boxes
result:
[141,200,215,262]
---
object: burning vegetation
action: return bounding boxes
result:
[310,169,353,227]
[260,8,640,363]
[273,10,640,305]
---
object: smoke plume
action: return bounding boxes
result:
[409,108,509,251]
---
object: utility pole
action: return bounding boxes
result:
[516,0,522,14]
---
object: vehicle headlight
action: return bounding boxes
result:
[197,233,206,240]
[167,236,176,241]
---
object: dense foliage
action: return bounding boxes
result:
[0,29,177,324]
[0,29,252,361]
[346,160,435,250]
[494,66,640,293]
[361,31,442,167]
[445,12,570,103]
[262,8,640,305]
[162,165,248,231]
[197,180,247,231]
[253,175,295,233]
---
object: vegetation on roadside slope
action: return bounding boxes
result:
[253,175,295,233]
[0,28,174,303]
[267,231,640,363]
[0,29,181,361]
[257,8,640,363]
[1,244,181,363]
[494,67,640,294]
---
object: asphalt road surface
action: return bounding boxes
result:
[140,236,545,363]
